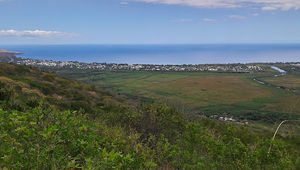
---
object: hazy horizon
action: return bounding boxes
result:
[3,44,300,64]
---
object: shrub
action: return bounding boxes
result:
[0,107,153,169]
[0,82,14,101]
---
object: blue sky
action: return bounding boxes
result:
[0,0,300,44]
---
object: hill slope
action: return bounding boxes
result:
[0,63,299,169]
[0,63,127,114]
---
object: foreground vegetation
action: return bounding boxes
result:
[0,63,299,169]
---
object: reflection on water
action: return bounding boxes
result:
[271,66,286,74]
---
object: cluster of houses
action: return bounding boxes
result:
[16,58,264,73]
[291,63,300,67]
[208,114,249,125]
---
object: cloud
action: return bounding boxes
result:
[228,15,246,19]
[171,18,193,22]
[135,0,300,11]
[203,18,216,22]
[120,1,129,5]
[252,13,260,16]
[0,30,78,38]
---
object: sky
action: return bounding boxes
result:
[0,0,300,44]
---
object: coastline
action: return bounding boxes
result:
[1,53,300,73]
[1,44,300,64]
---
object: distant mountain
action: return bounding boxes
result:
[0,49,22,63]
[0,49,22,54]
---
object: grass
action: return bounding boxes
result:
[55,70,300,121]
[53,68,300,138]
[263,75,300,90]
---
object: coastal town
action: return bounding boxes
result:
[13,57,264,72]
[2,49,300,73]
[0,49,265,72]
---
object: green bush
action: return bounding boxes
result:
[0,82,14,101]
[0,108,154,169]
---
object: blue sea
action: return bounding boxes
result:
[1,44,300,64]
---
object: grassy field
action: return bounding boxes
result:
[263,75,300,90]
[55,69,300,125]
[90,72,271,107]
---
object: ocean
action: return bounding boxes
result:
[1,44,300,64]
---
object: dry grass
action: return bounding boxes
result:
[161,76,271,104]
[85,71,300,119]
[98,73,272,108]
[264,76,300,89]
[0,76,45,97]
[265,95,300,114]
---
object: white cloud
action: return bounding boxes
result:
[171,18,193,22]
[228,15,246,19]
[120,1,129,5]
[203,18,216,22]
[135,0,300,11]
[252,13,260,16]
[0,30,78,38]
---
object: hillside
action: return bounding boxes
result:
[0,63,127,114]
[52,64,300,135]
[0,63,299,169]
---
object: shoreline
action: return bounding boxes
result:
[11,56,265,72]
[0,50,299,72]
[1,43,300,65]
[13,55,300,66]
